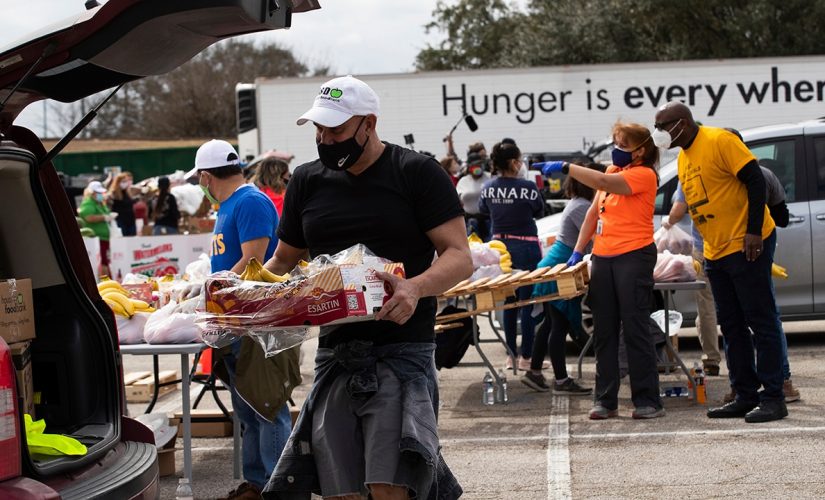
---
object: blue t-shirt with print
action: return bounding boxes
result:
[210,185,279,273]
[478,176,544,236]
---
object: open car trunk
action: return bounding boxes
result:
[0,0,320,486]
[0,135,121,476]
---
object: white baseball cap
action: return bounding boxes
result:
[185,139,240,179]
[296,75,380,127]
[88,180,107,193]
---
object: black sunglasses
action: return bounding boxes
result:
[654,118,680,131]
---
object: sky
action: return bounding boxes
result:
[2,0,452,137]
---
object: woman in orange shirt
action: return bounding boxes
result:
[539,122,663,420]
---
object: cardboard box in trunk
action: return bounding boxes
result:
[10,340,34,417]
[0,279,35,344]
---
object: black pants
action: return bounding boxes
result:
[589,244,661,410]
[530,303,570,380]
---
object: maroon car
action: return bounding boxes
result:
[0,1,319,498]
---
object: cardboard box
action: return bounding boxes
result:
[0,279,35,344]
[171,409,233,438]
[124,370,178,403]
[157,433,178,477]
[10,340,34,417]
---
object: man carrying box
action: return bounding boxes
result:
[262,75,472,500]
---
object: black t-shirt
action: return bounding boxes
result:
[153,193,180,228]
[278,142,463,347]
[111,194,136,226]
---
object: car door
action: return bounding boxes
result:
[747,136,812,315]
[806,131,825,313]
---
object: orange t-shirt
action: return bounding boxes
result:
[592,165,657,256]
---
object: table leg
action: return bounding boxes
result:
[145,355,161,414]
[662,292,695,399]
[180,353,193,485]
[486,312,517,376]
[469,304,505,403]
[576,335,594,380]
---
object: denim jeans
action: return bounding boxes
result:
[501,239,541,358]
[224,340,292,490]
[705,231,784,403]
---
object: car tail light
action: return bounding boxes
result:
[0,339,21,481]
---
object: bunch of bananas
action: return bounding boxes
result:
[240,257,290,283]
[488,239,512,274]
[97,280,155,318]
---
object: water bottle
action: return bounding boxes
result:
[482,372,495,405]
[175,478,194,500]
[497,369,509,404]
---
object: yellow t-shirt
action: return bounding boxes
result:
[678,126,775,260]
[592,165,657,256]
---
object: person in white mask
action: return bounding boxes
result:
[652,101,787,423]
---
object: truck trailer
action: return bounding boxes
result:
[237,55,825,167]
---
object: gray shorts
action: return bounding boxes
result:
[311,362,405,497]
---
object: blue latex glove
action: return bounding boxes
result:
[566,251,583,267]
[533,161,565,176]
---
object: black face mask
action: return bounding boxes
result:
[317,117,369,171]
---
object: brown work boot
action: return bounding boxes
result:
[722,386,736,403]
[703,363,720,376]
[221,482,262,500]
[784,379,801,403]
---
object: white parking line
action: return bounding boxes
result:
[574,425,825,440]
[548,395,572,500]
[440,424,825,445]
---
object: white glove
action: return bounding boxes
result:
[181,283,204,301]
[106,212,119,222]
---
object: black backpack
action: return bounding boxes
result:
[434,305,476,369]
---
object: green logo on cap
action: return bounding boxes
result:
[330,88,343,99]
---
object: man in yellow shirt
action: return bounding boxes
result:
[652,102,786,423]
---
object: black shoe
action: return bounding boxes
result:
[520,371,550,392]
[703,364,720,376]
[707,400,758,419]
[745,401,788,423]
[554,378,592,395]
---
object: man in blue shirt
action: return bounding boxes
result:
[187,139,293,500]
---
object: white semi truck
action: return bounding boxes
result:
[237,55,825,166]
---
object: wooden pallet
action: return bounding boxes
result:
[124,370,178,403]
[437,262,589,323]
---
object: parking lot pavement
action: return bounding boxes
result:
[123,322,825,499]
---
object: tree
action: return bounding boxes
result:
[416,0,825,71]
[71,40,318,139]
[415,0,530,70]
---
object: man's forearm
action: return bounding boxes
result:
[408,247,472,298]
[737,160,766,234]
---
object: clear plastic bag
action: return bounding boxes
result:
[197,244,403,356]
[651,309,683,337]
[143,300,202,344]
[654,224,693,256]
[116,311,152,344]
[653,250,697,282]
[469,242,501,267]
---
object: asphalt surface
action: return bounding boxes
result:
[124,320,825,499]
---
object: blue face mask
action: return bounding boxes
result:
[611,147,634,168]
